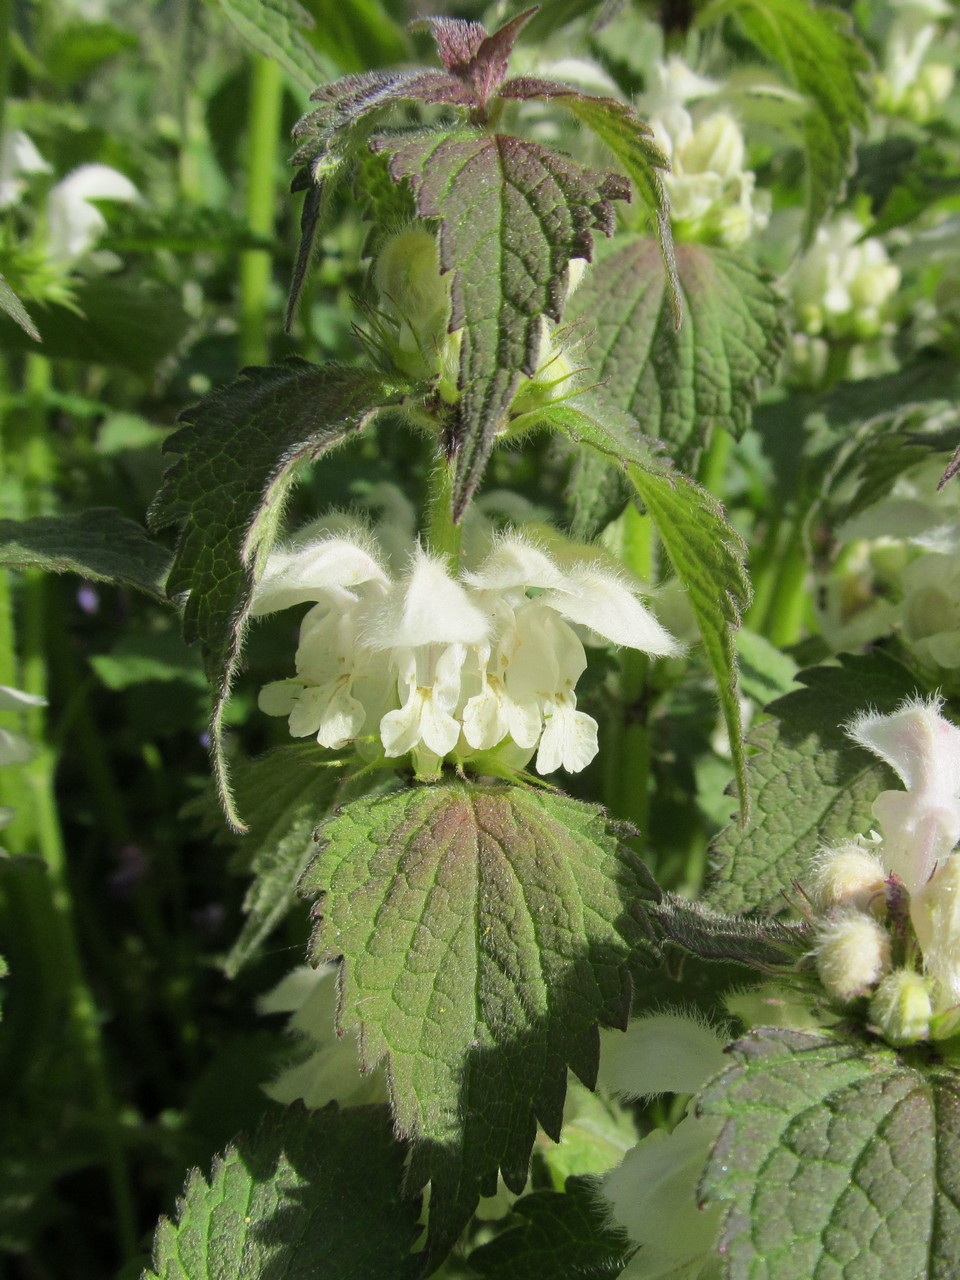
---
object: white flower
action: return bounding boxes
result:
[254,527,679,776]
[0,685,47,832]
[845,695,960,893]
[0,129,50,208]
[258,964,387,1109]
[788,214,900,340]
[598,1013,727,1280]
[876,0,955,120]
[45,163,139,264]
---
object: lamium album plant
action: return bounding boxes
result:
[2,1,960,1277]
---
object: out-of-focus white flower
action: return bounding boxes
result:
[0,685,47,832]
[598,1013,727,1280]
[0,129,51,208]
[45,164,138,264]
[255,526,680,778]
[788,214,901,340]
[258,964,387,1109]
[876,0,955,121]
[648,104,768,246]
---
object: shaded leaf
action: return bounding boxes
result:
[0,509,170,600]
[468,1175,634,1279]
[699,1028,960,1280]
[145,1103,422,1280]
[698,0,870,239]
[217,0,331,90]
[221,747,349,978]
[707,651,920,914]
[569,238,786,465]
[149,361,401,829]
[375,128,628,516]
[300,781,657,1263]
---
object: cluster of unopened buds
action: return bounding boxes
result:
[253,526,680,779]
[810,696,960,1045]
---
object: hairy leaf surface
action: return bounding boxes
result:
[699,1028,960,1279]
[375,128,628,516]
[468,1175,635,1279]
[150,361,399,827]
[698,0,870,238]
[217,0,331,90]
[707,651,920,914]
[0,509,170,599]
[145,1103,421,1280]
[569,238,786,463]
[300,781,657,1261]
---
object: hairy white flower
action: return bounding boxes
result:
[255,527,679,776]
[845,695,960,893]
[814,911,892,1001]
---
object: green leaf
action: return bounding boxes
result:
[0,276,191,373]
[468,1176,635,1279]
[707,651,920,914]
[699,1028,960,1279]
[144,1103,422,1280]
[627,463,752,822]
[0,509,170,599]
[149,360,400,829]
[300,781,657,1262]
[220,746,345,978]
[697,0,870,239]
[0,273,38,341]
[568,238,787,464]
[650,894,808,970]
[217,0,331,90]
[374,128,629,517]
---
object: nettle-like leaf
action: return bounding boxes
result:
[149,361,402,828]
[536,400,752,820]
[707,650,920,915]
[300,781,657,1263]
[468,1175,635,1279]
[372,127,629,516]
[698,0,870,240]
[290,9,674,514]
[145,1103,422,1280]
[651,894,808,971]
[0,509,170,600]
[217,0,331,91]
[699,1028,960,1280]
[568,237,786,465]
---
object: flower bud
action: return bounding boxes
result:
[815,912,891,1002]
[911,853,960,1010]
[809,843,887,914]
[869,968,933,1045]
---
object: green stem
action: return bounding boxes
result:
[240,55,284,367]
[761,513,809,648]
[697,425,732,499]
[424,454,462,568]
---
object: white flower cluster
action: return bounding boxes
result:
[819,454,960,683]
[811,696,960,1043]
[789,213,901,343]
[875,0,955,122]
[641,57,769,247]
[254,528,680,778]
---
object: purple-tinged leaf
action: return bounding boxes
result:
[414,8,538,109]
[374,128,629,517]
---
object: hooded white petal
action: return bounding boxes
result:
[46,163,138,263]
[543,565,682,656]
[366,550,489,649]
[251,536,389,617]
